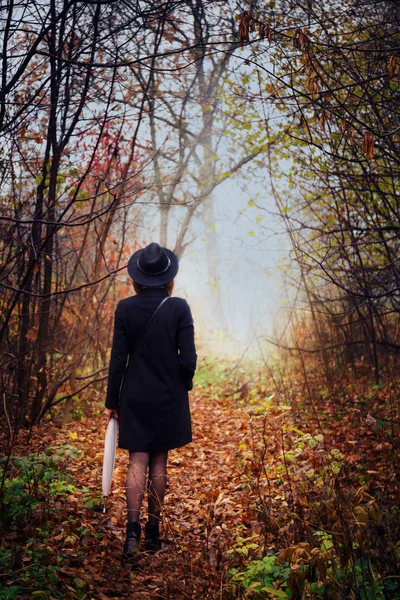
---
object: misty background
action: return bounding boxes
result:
[124,174,290,357]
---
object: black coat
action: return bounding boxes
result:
[105,287,197,452]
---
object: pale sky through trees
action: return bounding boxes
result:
[161,175,289,353]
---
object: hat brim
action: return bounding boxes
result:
[127,247,179,285]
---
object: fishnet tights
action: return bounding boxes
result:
[126,451,168,525]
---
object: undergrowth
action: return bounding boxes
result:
[224,355,400,599]
[0,444,89,599]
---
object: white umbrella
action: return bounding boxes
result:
[102,416,118,513]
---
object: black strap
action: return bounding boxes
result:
[131,296,170,355]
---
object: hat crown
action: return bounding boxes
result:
[137,243,170,275]
[127,242,178,284]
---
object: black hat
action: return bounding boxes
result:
[127,242,179,286]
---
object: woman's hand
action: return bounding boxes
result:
[104,408,119,425]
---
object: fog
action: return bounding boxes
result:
[166,177,290,358]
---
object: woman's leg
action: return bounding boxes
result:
[147,451,168,525]
[126,451,149,523]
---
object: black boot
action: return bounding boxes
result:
[143,521,161,554]
[122,521,141,561]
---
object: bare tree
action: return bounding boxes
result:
[127,0,269,328]
[0,0,192,436]
[236,0,400,380]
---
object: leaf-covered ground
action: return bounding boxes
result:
[2,359,400,599]
[4,386,255,599]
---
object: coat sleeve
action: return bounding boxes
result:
[177,301,197,391]
[105,302,129,409]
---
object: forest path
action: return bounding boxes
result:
[9,366,399,599]
[54,389,254,599]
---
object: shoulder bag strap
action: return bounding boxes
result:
[131,296,170,355]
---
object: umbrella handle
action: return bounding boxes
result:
[103,496,108,513]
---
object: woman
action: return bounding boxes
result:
[104,242,197,561]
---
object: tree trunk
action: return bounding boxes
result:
[30,155,60,424]
[202,195,226,330]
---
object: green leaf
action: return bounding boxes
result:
[385,580,398,591]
